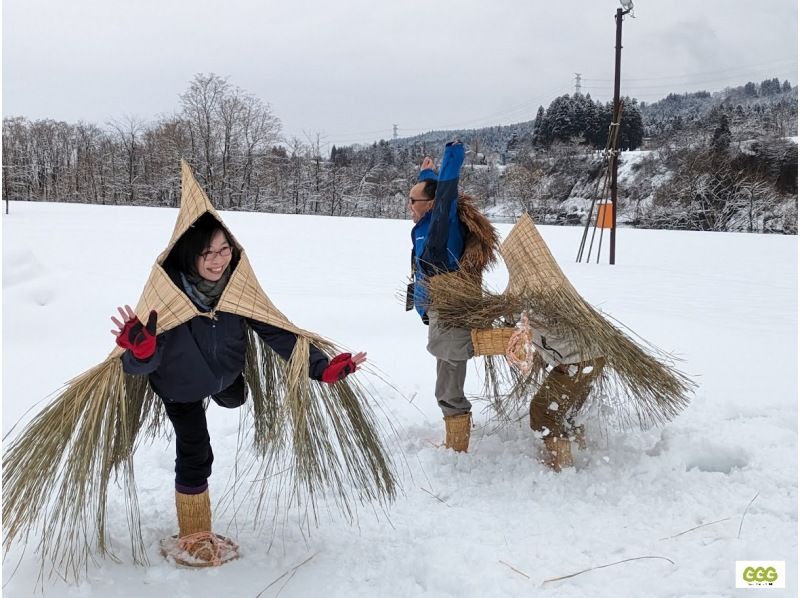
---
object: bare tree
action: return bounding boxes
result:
[109,115,144,203]
[180,73,229,195]
[238,94,280,209]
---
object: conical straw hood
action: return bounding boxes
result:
[216,251,295,325]
[115,160,312,356]
[160,160,227,262]
[500,213,577,296]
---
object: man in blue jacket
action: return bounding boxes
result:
[409,142,497,452]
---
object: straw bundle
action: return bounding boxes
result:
[242,328,396,523]
[427,214,694,429]
[2,360,161,579]
[470,327,515,357]
[3,160,397,581]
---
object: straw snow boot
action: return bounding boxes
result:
[542,436,574,472]
[571,424,587,451]
[160,489,239,567]
[443,413,472,452]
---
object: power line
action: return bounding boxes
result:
[581,68,797,94]
[395,84,567,135]
[579,56,797,83]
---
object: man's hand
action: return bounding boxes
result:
[421,157,435,171]
[111,304,158,360]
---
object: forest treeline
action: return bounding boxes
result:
[3,73,797,233]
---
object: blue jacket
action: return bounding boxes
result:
[122,268,329,403]
[411,142,466,321]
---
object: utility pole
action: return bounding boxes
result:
[610,1,633,265]
[574,73,582,95]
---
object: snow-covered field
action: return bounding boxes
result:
[2,201,797,597]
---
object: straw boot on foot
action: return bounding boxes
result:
[443,413,471,452]
[160,489,239,567]
[542,436,574,472]
[572,425,587,451]
[176,488,211,538]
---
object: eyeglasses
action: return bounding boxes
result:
[199,246,232,262]
[408,196,433,204]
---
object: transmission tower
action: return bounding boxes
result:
[574,73,582,95]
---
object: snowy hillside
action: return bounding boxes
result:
[2,202,797,597]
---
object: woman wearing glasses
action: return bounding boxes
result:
[110,213,364,565]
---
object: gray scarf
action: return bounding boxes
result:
[181,268,231,310]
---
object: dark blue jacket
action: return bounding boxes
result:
[122,278,329,403]
[411,142,466,320]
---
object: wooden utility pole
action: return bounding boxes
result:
[610,5,632,265]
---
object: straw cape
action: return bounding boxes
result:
[427,213,695,428]
[455,195,501,281]
[3,160,398,581]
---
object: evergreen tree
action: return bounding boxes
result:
[532,106,547,147]
[571,93,591,143]
[546,95,573,144]
[760,77,781,96]
[506,132,519,153]
[596,102,615,148]
[584,94,609,148]
[377,139,394,166]
[619,98,644,150]
[710,114,731,153]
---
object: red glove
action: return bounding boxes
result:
[116,310,158,360]
[321,353,358,384]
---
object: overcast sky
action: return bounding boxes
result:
[3,0,797,150]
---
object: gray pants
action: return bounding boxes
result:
[427,312,474,417]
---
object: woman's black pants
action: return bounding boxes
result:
[162,374,246,489]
